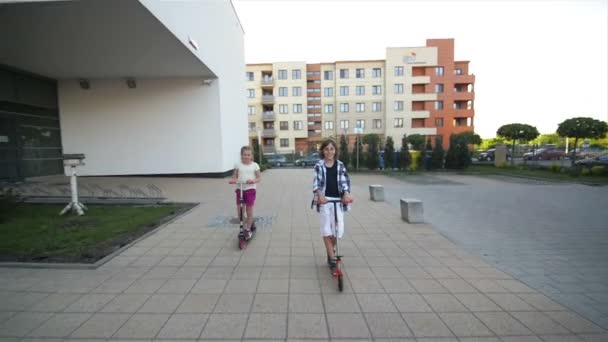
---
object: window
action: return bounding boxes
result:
[435,101,444,110]
[292,69,301,79]
[248,106,256,115]
[339,69,349,79]
[394,118,404,128]
[246,72,254,81]
[373,119,382,129]
[394,101,404,111]
[372,68,382,78]
[372,85,382,95]
[307,88,321,93]
[355,86,365,96]
[247,89,255,98]
[435,67,444,76]
[248,122,256,130]
[340,120,349,129]
[454,68,463,75]
[308,96,321,101]
[394,66,404,76]
[280,121,289,130]
[356,119,365,129]
[435,118,444,127]
[325,121,334,130]
[324,104,334,113]
[356,68,365,78]
[279,104,288,114]
[307,104,321,109]
[280,139,289,147]
[356,103,365,112]
[294,121,303,130]
[372,102,382,112]
[292,87,302,96]
[394,84,404,94]
[435,84,444,93]
[278,69,288,79]
[340,103,349,113]
[324,70,334,80]
[306,71,320,76]
[293,104,303,113]
[412,118,425,128]
[279,87,288,97]
[324,87,334,97]
[340,86,349,96]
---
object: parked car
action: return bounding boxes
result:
[523,148,565,161]
[574,147,605,159]
[478,149,512,162]
[575,153,608,168]
[266,154,287,167]
[295,153,320,167]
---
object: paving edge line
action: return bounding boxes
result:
[460,172,606,186]
[0,202,200,270]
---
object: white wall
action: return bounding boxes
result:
[139,0,247,171]
[59,79,222,175]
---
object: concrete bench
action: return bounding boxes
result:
[369,184,384,202]
[400,198,423,223]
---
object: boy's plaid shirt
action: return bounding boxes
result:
[311,159,351,210]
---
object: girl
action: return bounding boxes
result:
[229,146,261,240]
[312,139,354,271]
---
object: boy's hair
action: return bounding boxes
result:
[241,146,252,155]
[319,139,339,160]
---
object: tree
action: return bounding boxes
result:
[497,123,540,165]
[431,136,445,169]
[353,135,365,171]
[339,135,350,167]
[362,134,381,169]
[532,133,563,147]
[400,134,412,170]
[445,134,473,169]
[252,138,266,165]
[384,136,395,169]
[407,134,425,150]
[557,117,608,166]
[455,131,482,146]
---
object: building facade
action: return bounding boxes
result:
[1,0,246,179]
[246,38,475,154]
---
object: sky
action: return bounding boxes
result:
[232,0,607,138]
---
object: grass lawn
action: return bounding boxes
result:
[0,204,185,263]
[461,164,608,185]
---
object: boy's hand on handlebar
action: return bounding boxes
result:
[317,195,328,204]
[342,193,354,204]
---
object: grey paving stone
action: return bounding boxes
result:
[0,312,52,337]
[356,293,398,312]
[224,279,258,294]
[437,278,479,293]
[252,294,288,313]
[323,294,361,312]
[137,294,185,313]
[200,313,248,339]
[287,313,328,338]
[157,279,197,294]
[410,279,449,293]
[100,294,149,313]
[401,312,454,337]
[190,279,228,294]
[70,313,130,338]
[156,313,208,339]
[213,294,254,313]
[455,293,503,312]
[473,311,532,335]
[500,336,544,342]
[364,312,413,338]
[289,294,324,313]
[176,293,220,313]
[350,277,384,293]
[326,313,371,338]
[290,278,321,294]
[258,278,289,293]
[390,294,433,313]
[63,294,116,312]
[509,311,570,335]
[423,293,468,312]
[517,293,569,311]
[486,293,536,311]
[537,335,586,342]
[438,312,494,337]
[29,294,81,312]
[244,313,287,339]
[113,313,169,338]
[28,313,91,337]
[378,278,416,293]
[543,311,605,333]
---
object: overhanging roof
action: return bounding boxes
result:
[0,0,216,79]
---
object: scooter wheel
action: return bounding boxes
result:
[338,275,343,292]
[239,239,246,250]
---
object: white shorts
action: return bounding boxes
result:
[319,197,344,238]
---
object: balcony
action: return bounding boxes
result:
[453,91,475,101]
[262,146,276,154]
[248,129,257,137]
[262,128,276,137]
[262,112,276,121]
[453,74,475,84]
[261,78,274,87]
[410,110,430,119]
[410,76,431,84]
[411,93,437,101]
[454,108,474,116]
[262,95,275,104]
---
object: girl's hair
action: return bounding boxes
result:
[241,146,252,155]
[319,139,339,160]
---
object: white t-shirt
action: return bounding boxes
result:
[235,161,260,190]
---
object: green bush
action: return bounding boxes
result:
[410,151,421,170]
[570,168,582,177]
[551,164,561,173]
[0,188,22,223]
[591,166,606,176]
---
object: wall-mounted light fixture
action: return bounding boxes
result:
[79,79,90,90]
[126,78,137,89]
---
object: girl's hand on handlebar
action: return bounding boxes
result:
[229,179,236,184]
[246,180,255,184]
[342,193,354,204]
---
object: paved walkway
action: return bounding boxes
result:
[0,169,606,341]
